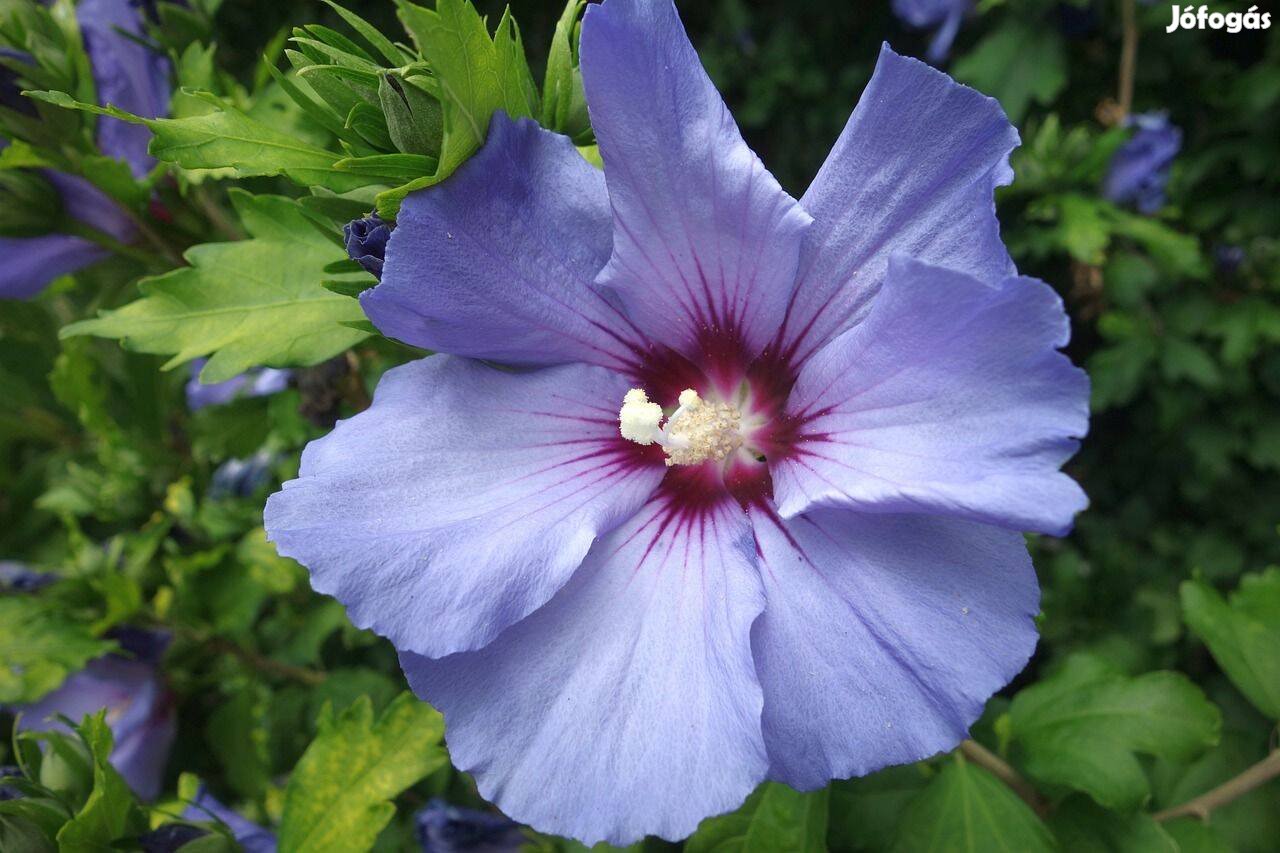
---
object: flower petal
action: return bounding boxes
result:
[400,487,768,846]
[264,356,663,658]
[749,506,1039,788]
[580,0,811,361]
[0,235,107,299]
[365,115,639,370]
[772,255,1088,535]
[48,172,137,243]
[77,0,170,177]
[778,44,1018,366]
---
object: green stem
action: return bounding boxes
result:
[65,221,169,272]
[1153,749,1280,822]
[192,185,244,241]
[959,740,1051,818]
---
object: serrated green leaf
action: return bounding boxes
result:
[1182,569,1280,719]
[1009,655,1221,811]
[686,782,828,853]
[61,192,370,383]
[26,89,372,191]
[891,756,1054,853]
[278,692,447,853]
[55,712,145,852]
[378,0,537,218]
[0,598,112,704]
[320,1,408,66]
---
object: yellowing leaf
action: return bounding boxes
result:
[278,693,447,853]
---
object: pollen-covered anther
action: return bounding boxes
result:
[619,387,742,466]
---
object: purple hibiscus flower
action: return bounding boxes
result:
[892,0,971,63]
[0,0,169,299]
[416,799,525,853]
[265,0,1088,844]
[13,628,175,800]
[1103,111,1182,215]
[185,358,292,410]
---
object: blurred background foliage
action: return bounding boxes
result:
[1,0,1278,850]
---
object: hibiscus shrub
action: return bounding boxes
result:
[1,0,1278,851]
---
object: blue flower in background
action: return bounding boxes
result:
[0,560,57,592]
[0,765,21,801]
[416,799,525,853]
[344,212,392,278]
[1103,111,1182,214]
[12,628,175,800]
[266,0,1087,843]
[186,358,292,410]
[210,450,278,499]
[0,0,170,299]
[1214,243,1246,275]
[0,48,34,115]
[892,0,971,63]
[138,786,277,852]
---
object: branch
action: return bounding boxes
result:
[206,636,327,686]
[1117,0,1138,119]
[175,626,327,686]
[959,740,1051,818]
[1153,750,1280,822]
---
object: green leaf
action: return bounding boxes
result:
[278,692,448,853]
[379,0,538,218]
[334,152,436,183]
[951,22,1067,123]
[1161,818,1234,853]
[0,597,112,704]
[686,783,828,853]
[55,712,146,852]
[890,756,1054,853]
[1181,569,1280,719]
[320,0,408,66]
[1105,209,1207,278]
[378,73,444,157]
[207,684,272,798]
[26,89,372,192]
[1151,730,1280,853]
[62,191,370,383]
[1161,338,1223,389]
[829,765,930,853]
[1009,654,1221,811]
[541,0,590,141]
[1055,193,1111,264]
[1047,796,1178,852]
